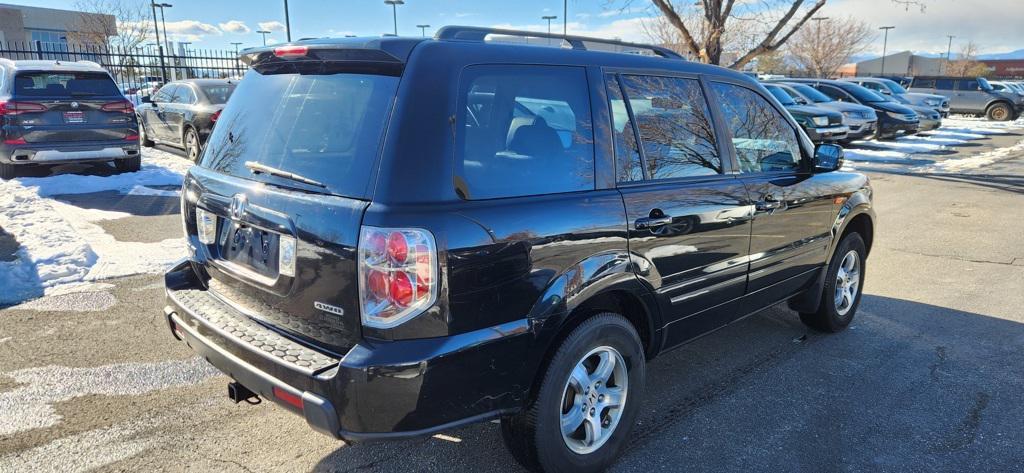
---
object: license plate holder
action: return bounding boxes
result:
[220,223,280,277]
[63,111,86,124]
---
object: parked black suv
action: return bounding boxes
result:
[163,28,875,472]
[781,78,919,140]
[0,59,140,179]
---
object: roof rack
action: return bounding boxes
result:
[434,25,684,60]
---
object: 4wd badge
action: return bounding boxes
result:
[314,301,344,316]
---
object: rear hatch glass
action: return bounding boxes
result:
[201,69,398,198]
[11,71,132,143]
[14,71,121,98]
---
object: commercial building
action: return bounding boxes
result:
[855,51,943,77]
[0,3,115,54]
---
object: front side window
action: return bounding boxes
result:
[152,84,176,103]
[710,82,803,174]
[935,79,954,90]
[457,65,594,199]
[619,75,721,179]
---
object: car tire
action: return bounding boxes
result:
[115,155,141,173]
[800,232,866,333]
[138,117,155,147]
[184,127,201,162]
[986,102,1012,121]
[501,313,645,473]
[0,162,15,180]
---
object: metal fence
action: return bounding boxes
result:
[0,40,245,94]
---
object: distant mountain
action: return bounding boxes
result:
[979,49,1024,60]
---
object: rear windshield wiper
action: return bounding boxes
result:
[244,161,327,188]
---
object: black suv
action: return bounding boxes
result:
[163,28,875,472]
[0,59,140,179]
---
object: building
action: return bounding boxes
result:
[855,51,943,77]
[0,3,115,54]
[981,59,1024,79]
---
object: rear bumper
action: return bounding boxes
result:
[0,141,139,164]
[163,261,534,441]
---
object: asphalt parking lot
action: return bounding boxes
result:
[2,131,1024,472]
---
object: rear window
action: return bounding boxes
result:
[13,71,120,98]
[200,84,236,104]
[201,70,398,198]
[456,65,594,200]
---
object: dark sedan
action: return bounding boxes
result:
[136,79,236,161]
[782,78,919,140]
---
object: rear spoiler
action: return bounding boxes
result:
[239,38,421,74]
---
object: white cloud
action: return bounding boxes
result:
[161,20,222,42]
[258,21,287,32]
[218,20,250,34]
[492,17,654,43]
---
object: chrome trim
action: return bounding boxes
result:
[16,147,131,162]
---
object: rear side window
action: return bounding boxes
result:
[710,82,802,173]
[618,75,720,179]
[152,84,175,103]
[605,75,643,182]
[457,65,594,200]
[957,79,978,91]
[912,79,935,88]
[203,70,399,198]
[935,79,954,90]
[13,71,120,98]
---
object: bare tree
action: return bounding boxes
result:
[633,0,827,69]
[945,41,990,77]
[70,0,152,50]
[787,17,874,78]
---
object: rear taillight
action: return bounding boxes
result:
[358,226,438,329]
[0,101,46,115]
[101,100,135,114]
[3,138,27,145]
[210,109,222,123]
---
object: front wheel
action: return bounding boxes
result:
[800,232,866,332]
[501,313,645,473]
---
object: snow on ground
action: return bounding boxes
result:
[0,148,189,305]
[921,139,1024,172]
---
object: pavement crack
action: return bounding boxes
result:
[889,248,1017,266]
[932,391,990,453]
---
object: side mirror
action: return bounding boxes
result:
[814,143,844,172]
[140,94,152,103]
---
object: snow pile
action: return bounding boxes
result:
[921,138,1024,172]
[0,149,189,305]
[842,116,1023,169]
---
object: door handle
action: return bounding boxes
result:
[755,195,784,212]
[635,215,673,230]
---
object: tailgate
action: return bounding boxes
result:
[9,70,133,144]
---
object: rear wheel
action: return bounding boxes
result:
[115,155,141,173]
[501,313,644,473]
[138,116,155,147]
[0,162,15,180]
[986,102,1012,121]
[184,127,201,162]
[800,233,866,332]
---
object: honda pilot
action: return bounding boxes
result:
[0,59,139,179]
[163,27,876,472]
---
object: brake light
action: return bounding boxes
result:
[358,227,438,329]
[0,101,46,115]
[273,45,309,58]
[124,134,139,141]
[101,100,134,114]
[210,109,222,123]
[3,138,26,145]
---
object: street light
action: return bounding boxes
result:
[542,15,557,35]
[416,24,430,37]
[231,42,243,55]
[283,0,292,42]
[563,0,567,35]
[257,30,271,46]
[149,2,170,82]
[384,0,404,36]
[879,26,895,76]
[945,35,955,74]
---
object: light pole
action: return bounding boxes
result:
[542,15,557,35]
[231,41,243,76]
[180,41,191,78]
[811,17,829,77]
[879,26,895,77]
[158,3,171,50]
[257,30,271,46]
[149,2,168,82]
[945,35,955,74]
[563,0,567,35]
[231,42,243,55]
[283,0,292,42]
[384,0,404,36]
[416,24,430,37]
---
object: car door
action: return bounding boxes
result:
[706,80,834,309]
[141,85,171,141]
[149,84,177,141]
[608,73,753,347]
[164,84,195,145]
[955,78,985,112]
[934,79,962,110]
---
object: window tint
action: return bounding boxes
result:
[13,71,120,97]
[172,85,196,104]
[861,81,883,92]
[818,85,851,101]
[789,83,833,103]
[200,84,236,104]
[957,79,979,91]
[619,75,720,179]
[457,65,594,199]
[604,75,643,182]
[935,79,954,90]
[913,78,936,88]
[152,84,175,103]
[710,82,802,173]
[765,85,796,105]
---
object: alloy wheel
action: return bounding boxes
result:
[834,250,861,316]
[559,346,628,455]
[186,129,200,161]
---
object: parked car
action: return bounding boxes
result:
[0,59,139,180]
[782,78,919,140]
[842,76,950,117]
[907,76,1022,121]
[990,80,1024,100]
[773,82,878,142]
[136,79,237,161]
[162,28,875,473]
[762,83,847,143]
[906,104,942,132]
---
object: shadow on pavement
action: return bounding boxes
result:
[0,227,18,262]
[53,191,180,217]
[912,172,1024,195]
[309,295,1024,472]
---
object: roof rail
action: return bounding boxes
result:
[434,25,684,60]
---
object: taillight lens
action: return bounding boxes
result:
[195,207,217,245]
[211,109,222,123]
[279,235,296,277]
[358,226,438,329]
[274,45,309,58]
[101,100,134,114]
[0,101,46,115]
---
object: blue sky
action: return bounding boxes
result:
[20,0,1024,55]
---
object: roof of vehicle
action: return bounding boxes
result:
[169,78,238,86]
[0,59,108,73]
